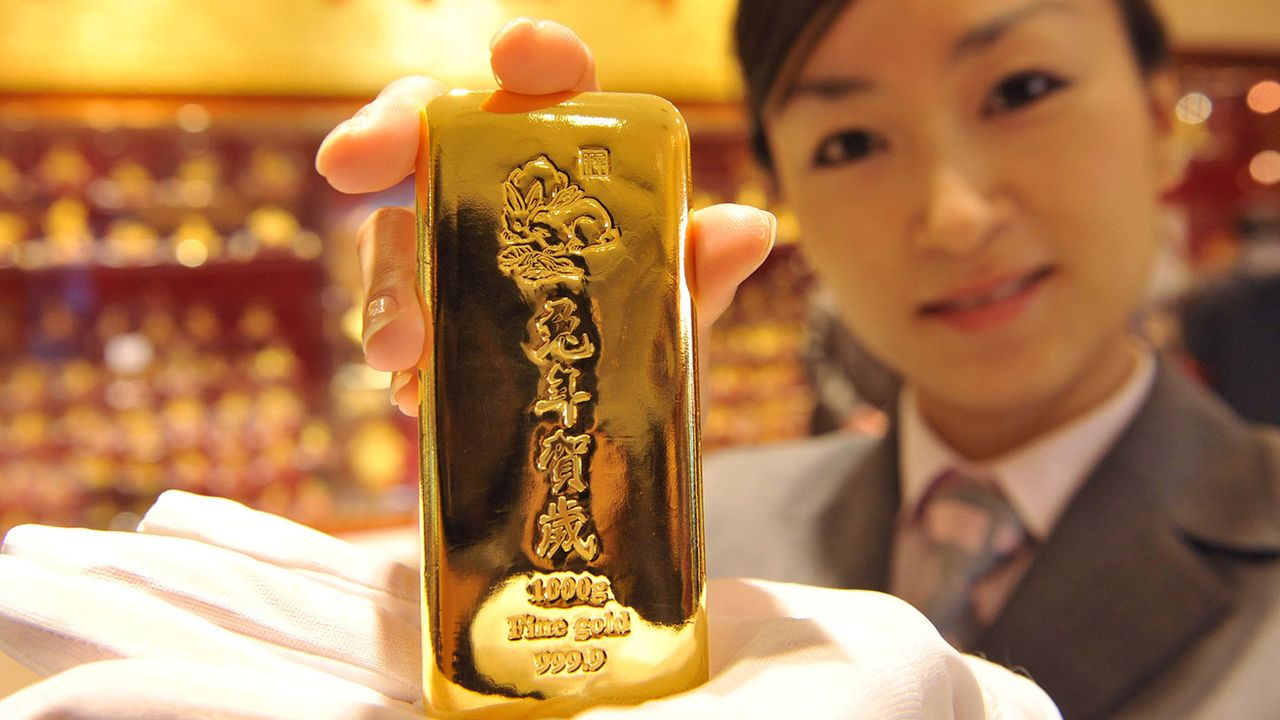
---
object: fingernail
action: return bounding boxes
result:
[763,210,778,246]
[491,17,534,51]
[362,295,400,354]
[346,101,381,132]
[315,126,347,177]
[389,370,413,407]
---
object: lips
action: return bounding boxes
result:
[919,265,1055,332]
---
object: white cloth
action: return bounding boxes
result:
[0,490,1060,719]
[898,350,1156,541]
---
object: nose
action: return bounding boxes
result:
[913,161,1000,257]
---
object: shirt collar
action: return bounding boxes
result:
[898,351,1156,540]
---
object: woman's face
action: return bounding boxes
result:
[767,0,1181,431]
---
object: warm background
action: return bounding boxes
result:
[1,0,1278,700]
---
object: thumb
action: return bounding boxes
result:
[690,204,777,328]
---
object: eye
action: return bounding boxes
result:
[983,71,1069,117]
[811,129,888,169]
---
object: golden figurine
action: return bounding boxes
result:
[0,212,26,267]
[104,219,162,267]
[244,205,301,252]
[416,91,705,717]
[163,395,208,450]
[241,148,304,201]
[174,153,222,209]
[171,214,224,266]
[347,418,407,492]
[182,304,223,346]
[236,302,279,346]
[0,157,29,200]
[36,142,92,194]
[55,359,100,404]
[108,160,155,209]
[43,198,94,266]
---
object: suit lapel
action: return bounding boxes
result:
[821,427,900,592]
[974,364,1255,719]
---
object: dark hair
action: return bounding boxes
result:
[735,0,1170,168]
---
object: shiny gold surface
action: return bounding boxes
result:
[416,91,705,717]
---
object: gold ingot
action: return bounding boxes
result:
[416,91,706,717]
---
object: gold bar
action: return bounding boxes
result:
[416,91,706,717]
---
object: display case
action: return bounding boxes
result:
[0,95,819,537]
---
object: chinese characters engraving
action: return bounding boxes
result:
[498,154,618,564]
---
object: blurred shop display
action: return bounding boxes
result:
[1158,56,1280,427]
[0,96,817,537]
[2,45,1275,537]
[0,97,416,536]
[1167,57,1280,271]
[1178,210,1280,427]
[703,245,815,449]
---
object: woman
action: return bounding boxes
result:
[705,2,1280,718]
[320,2,1279,717]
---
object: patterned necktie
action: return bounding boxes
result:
[911,468,1029,649]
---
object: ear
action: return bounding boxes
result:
[1144,69,1187,194]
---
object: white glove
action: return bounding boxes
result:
[0,491,1059,719]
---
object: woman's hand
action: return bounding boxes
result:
[315,18,778,415]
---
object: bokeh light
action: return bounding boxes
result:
[1246,80,1280,115]
[1249,150,1280,186]
[175,103,211,133]
[1175,92,1213,125]
[175,238,210,267]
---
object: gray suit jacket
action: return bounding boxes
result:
[704,363,1280,719]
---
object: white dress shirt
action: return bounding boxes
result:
[891,350,1156,633]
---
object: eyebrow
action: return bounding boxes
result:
[783,77,874,105]
[951,0,1077,59]
[780,0,1078,108]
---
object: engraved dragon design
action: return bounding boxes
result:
[497,155,619,291]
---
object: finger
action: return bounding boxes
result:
[690,204,777,328]
[573,615,854,719]
[0,553,306,679]
[0,658,421,720]
[576,582,995,720]
[1,524,422,703]
[962,655,1062,720]
[138,490,419,605]
[316,75,447,194]
[490,18,600,95]
[390,369,419,417]
[357,206,429,373]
